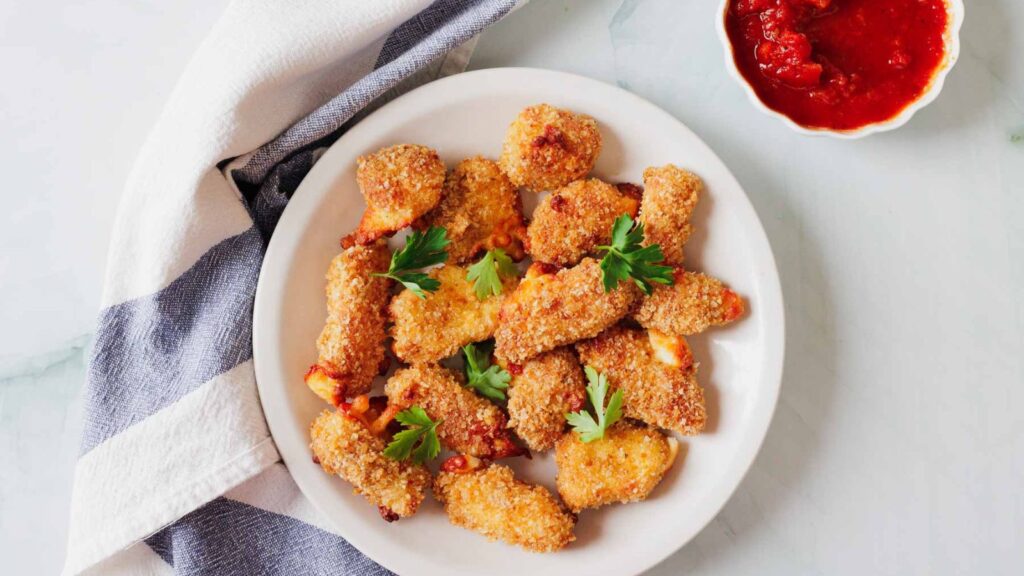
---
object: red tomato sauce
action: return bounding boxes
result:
[724,0,949,131]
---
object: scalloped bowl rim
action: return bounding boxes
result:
[715,0,965,139]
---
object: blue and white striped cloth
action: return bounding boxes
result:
[63,1,519,574]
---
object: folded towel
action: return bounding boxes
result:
[63,1,519,573]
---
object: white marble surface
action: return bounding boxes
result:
[1,0,1022,574]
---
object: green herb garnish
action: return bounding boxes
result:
[596,215,674,295]
[466,248,518,300]
[565,366,623,443]
[373,226,450,298]
[382,406,442,464]
[462,342,511,402]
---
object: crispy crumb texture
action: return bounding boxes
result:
[310,240,392,403]
[499,104,601,192]
[505,347,586,452]
[576,324,706,435]
[302,103,752,551]
[343,144,445,246]
[434,462,576,552]
[526,178,639,266]
[494,259,640,364]
[309,409,430,520]
[389,264,517,363]
[555,421,677,512]
[418,156,527,263]
[639,165,703,266]
[384,365,522,459]
[633,268,746,336]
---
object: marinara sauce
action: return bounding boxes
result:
[724,0,949,131]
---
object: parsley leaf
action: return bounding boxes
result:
[462,342,511,402]
[466,249,518,300]
[565,366,624,443]
[373,226,450,298]
[382,405,442,464]
[596,214,675,295]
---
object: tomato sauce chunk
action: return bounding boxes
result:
[725,0,950,131]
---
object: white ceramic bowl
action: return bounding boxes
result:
[716,0,965,139]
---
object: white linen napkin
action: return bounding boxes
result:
[63,1,520,573]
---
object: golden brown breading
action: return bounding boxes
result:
[639,165,702,266]
[504,348,586,452]
[525,178,640,266]
[309,240,392,404]
[633,268,746,336]
[575,324,706,435]
[554,421,678,512]
[389,264,517,363]
[418,157,527,263]
[434,459,576,552]
[343,144,445,246]
[499,104,602,192]
[494,259,640,364]
[384,365,523,459]
[309,409,430,521]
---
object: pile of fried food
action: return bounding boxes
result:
[304,104,745,552]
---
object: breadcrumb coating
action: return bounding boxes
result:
[309,409,430,521]
[311,240,392,403]
[390,264,517,363]
[554,421,677,512]
[418,157,527,263]
[494,259,640,364]
[633,268,746,336]
[343,144,445,246]
[576,324,706,435]
[384,365,522,459]
[526,178,640,266]
[499,104,601,192]
[639,165,703,266]
[504,348,586,452]
[434,461,576,552]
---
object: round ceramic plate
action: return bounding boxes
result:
[253,67,784,576]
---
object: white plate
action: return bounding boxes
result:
[253,67,784,576]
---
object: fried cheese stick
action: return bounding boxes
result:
[526,178,640,266]
[434,457,576,552]
[389,264,517,364]
[633,269,746,336]
[417,156,527,263]
[384,365,523,459]
[504,347,586,452]
[576,324,706,435]
[638,164,702,266]
[306,239,392,405]
[342,144,445,247]
[555,421,677,512]
[309,408,430,521]
[499,103,601,192]
[494,259,640,364]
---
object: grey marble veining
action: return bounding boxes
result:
[0,0,231,573]
[0,336,89,575]
[478,1,1024,574]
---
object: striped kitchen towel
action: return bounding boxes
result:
[63,1,520,574]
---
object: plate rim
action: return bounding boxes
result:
[253,66,785,576]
